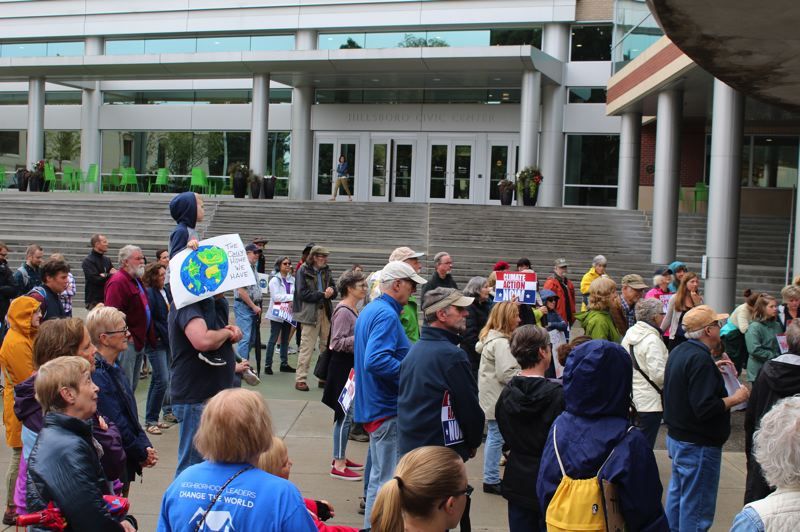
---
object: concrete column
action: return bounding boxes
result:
[617,112,642,210]
[538,23,569,207]
[249,73,270,176]
[518,70,541,174]
[295,29,317,51]
[651,89,683,264]
[80,36,103,191]
[290,86,313,200]
[705,79,744,312]
[26,77,45,172]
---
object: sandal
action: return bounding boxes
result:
[156,422,171,429]
[146,425,163,435]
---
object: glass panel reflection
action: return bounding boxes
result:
[2,42,46,57]
[144,38,196,54]
[317,143,334,195]
[196,36,251,53]
[372,143,387,197]
[395,144,413,198]
[250,35,295,51]
[489,145,509,201]
[429,144,448,199]
[105,40,145,55]
[453,145,472,199]
[751,136,798,188]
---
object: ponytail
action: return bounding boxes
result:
[370,477,404,532]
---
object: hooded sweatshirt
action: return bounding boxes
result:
[667,261,686,293]
[744,354,800,503]
[574,309,621,342]
[495,376,564,510]
[0,296,39,448]
[168,191,200,259]
[537,340,668,532]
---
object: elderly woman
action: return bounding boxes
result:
[575,276,621,342]
[322,269,366,481]
[732,396,800,530]
[645,267,673,301]
[476,301,521,495]
[0,295,40,525]
[86,305,157,496]
[158,388,316,531]
[26,357,137,531]
[621,298,669,448]
[461,276,492,378]
[661,271,703,350]
[745,294,784,383]
[579,254,607,311]
[778,284,800,328]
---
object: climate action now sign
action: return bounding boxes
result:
[495,271,538,304]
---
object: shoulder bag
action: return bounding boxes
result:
[627,344,662,397]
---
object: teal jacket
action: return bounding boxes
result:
[745,320,784,382]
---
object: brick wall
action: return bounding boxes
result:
[575,0,614,21]
[638,119,707,186]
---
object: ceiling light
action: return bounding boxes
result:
[313,79,321,83]
[576,44,583,48]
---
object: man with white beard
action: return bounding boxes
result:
[105,244,156,392]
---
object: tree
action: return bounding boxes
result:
[148,132,208,175]
[397,33,449,48]
[339,38,362,49]
[45,131,80,171]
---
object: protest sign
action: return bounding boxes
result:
[269,301,297,327]
[777,334,789,354]
[338,369,356,413]
[659,294,672,313]
[257,273,269,292]
[720,360,747,412]
[169,234,256,310]
[495,271,538,304]
[549,329,567,378]
[441,391,464,446]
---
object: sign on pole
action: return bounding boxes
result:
[494,271,538,304]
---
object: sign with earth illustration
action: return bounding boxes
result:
[169,234,257,309]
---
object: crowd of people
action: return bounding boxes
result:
[0,190,799,531]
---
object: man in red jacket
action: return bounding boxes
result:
[543,258,575,328]
[104,245,155,392]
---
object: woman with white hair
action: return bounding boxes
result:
[461,276,491,378]
[579,255,608,311]
[732,395,800,530]
[621,298,668,448]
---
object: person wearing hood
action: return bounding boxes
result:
[537,340,669,532]
[620,298,668,448]
[667,261,687,293]
[743,320,800,504]
[574,276,621,342]
[0,295,40,526]
[168,191,204,258]
[495,325,564,531]
[476,301,521,495]
[579,255,607,311]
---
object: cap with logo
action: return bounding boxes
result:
[554,258,569,268]
[422,288,474,317]
[379,261,427,284]
[682,305,729,333]
[621,274,648,290]
[389,246,425,262]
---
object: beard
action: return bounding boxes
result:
[134,265,145,278]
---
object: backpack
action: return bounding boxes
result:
[16,265,30,292]
[546,425,631,531]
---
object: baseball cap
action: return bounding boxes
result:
[389,246,425,262]
[539,289,558,301]
[252,237,268,245]
[621,274,648,290]
[654,266,673,276]
[245,244,259,253]
[309,245,330,256]
[554,258,569,268]
[379,261,427,284]
[683,305,729,333]
[422,288,474,317]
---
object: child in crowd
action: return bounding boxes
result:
[539,289,568,335]
[167,191,204,259]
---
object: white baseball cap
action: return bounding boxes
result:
[379,261,427,284]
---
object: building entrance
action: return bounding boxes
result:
[369,137,416,202]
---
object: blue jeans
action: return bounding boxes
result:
[363,417,399,529]
[266,319,291,368]
[234,299,256,360]
[508,501,544,532]
[666,435,722,532]
[332,406,354,461]
[144,348,170,425]
[119,342,144,393]
[173,403,205,478]
[363,447,372,499]
[483,420,504,485]
[637,411,663,449]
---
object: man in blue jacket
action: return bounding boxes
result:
[354,260,426,527]
[399,287,483,531]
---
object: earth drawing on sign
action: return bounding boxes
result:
[180,245,229,296]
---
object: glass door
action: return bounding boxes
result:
[315,138,357,199]
[428,139,475,203]
[487,140,519,203]
[370,138,415,202]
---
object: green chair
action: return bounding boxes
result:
[44,164,57,190]
[0,165,6,190]
[190,167,208,194]
[148,168,169,194]
[106,168,121,192]
[62,166,75,191]
[71,169,83,192]
[693,181,709,212]
[83,164,99,192]
[120,167,139,192]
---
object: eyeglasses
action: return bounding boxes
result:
[281,262,292,266]
[102,326,129,336]
[438,485,473,509]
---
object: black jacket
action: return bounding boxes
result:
[460,299,492,378]
[744,353,800,503]
[146,286,170,351]
[82,250,113,307]
[0,259,16,324]
[496,376,564,510]
[398,326,485,461]
[293,262,337,323]
[41,285,66,322]
[26,412,124,532]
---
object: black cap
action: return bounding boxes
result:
[302,242,316,254]
[245,244,259,252]
[654,267,673,276]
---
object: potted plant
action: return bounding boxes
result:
[249,173,263,199]
[263,175,277,199]
[230,163,249,199]
[515,166,543,206]
[498,178,515,205]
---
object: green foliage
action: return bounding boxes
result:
[45,131,80,170]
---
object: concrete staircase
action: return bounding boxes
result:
[0,192,791,308]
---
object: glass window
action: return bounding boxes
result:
[425,89,487,104]
[267,132,291,178]
[144,38,196,54]
[0,92,28,105]
[564,135,619,207]
[0,131,20,155]
[319,34,366,50]
[425,30,489,47]
[196,36,251,53]
[365,32,422,48]
[487,89,521,104]
[317,143,334,194]
[250,35,294,51]
[45,131,81,167]
[564,187,618,207]
[45,92,82,105]
[196,90,251,104]
[315,89,364,104]
[568,88,607,103]
[750,136,798,188]
[105,40,145,55]
[490,28,542,48]
[2,42,46,57]
[46,41,84,57]
[206,132,250,176]
[269,88,292,104]
[363,89,423,104]
[571,25,612,61]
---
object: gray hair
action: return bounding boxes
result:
[752,396,800,489]
[684,328,706,340]
[635,298,662,326]
[463,276,487,298]
[592,255,607,267]
[781,284,800,303]
[422,287,456,324]
[118,245,142,267]
[433,252,450,265]
[787,321,800,354]
[337,269,366,298]
[652,274,664,287]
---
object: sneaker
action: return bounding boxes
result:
[358,497,366,515]
[332,459,364,471]
[330,467,362,481]
[349,431,369,443]
[483,482,502,496]
[295,382,309,392]
[198,352,227,366]
[265,367,274,375]
[242,369,261,386]
[162,413,179,424]
[288,346,298,355]
[280,364,296,373]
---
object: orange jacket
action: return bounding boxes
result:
[543,274,576,325]
[0,296,39,448]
